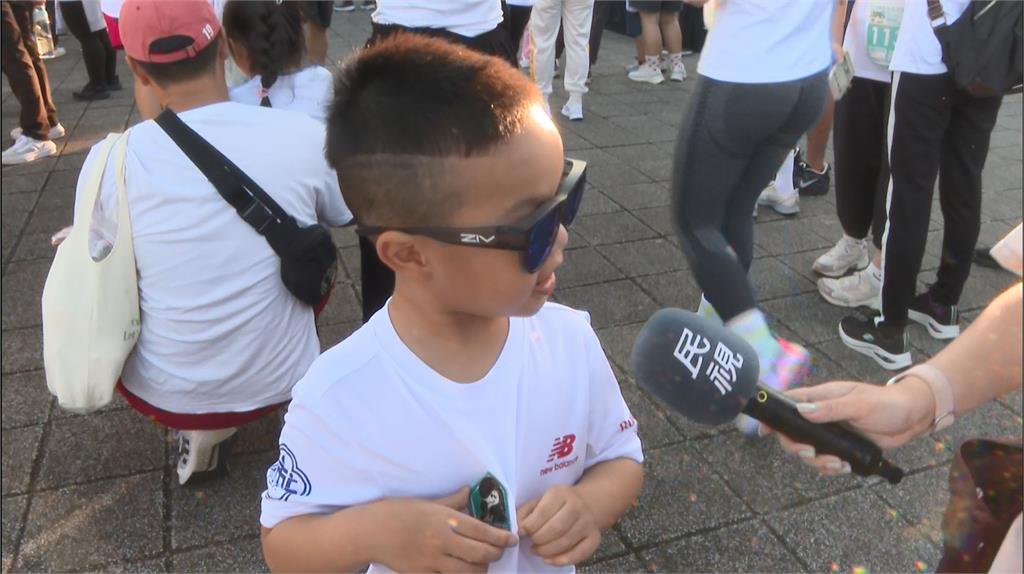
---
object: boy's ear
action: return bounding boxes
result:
[126,56,152,86]
[375,231,431,278]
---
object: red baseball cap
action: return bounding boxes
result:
[120,0,221,64]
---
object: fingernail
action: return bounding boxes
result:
[510,534,520,546]
[798,447,815,459]
[796,402,817,413]
[841,462,852,474]
[826,460,843,471]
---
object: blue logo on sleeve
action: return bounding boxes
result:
[265,444,312,501]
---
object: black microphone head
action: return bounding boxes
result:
[631,308,760,425]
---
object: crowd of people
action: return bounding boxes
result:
[3,0,1021,572]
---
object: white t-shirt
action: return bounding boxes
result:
[81,102,351,414]
[261,302,643,573]
[698,0,833,83]
[889,0,970,75]
[229,66,334,123]
[844,0,895,83]
[372,0,503,38]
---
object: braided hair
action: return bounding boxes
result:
[223,0,305,107]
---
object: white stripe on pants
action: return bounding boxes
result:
[877,71,900,325]
[529,0,595,97]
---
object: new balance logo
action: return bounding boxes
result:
[460,233,496,244]
[546,434,576,462]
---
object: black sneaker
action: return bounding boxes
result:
[107,75,123,91]
[334,1,355,11]
[839,315,912,370]
[908,292,960,340]
[796,161,831,196]
[72,83,110,101]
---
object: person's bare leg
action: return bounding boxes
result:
[659,11,682,54]
[638,11,662,57]
[305,23,328,66]
[805,95,835,172]
[633,35,644,64]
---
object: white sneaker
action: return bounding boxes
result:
[817,266,881,310]
[669,61,687,82]
[10,123,66,141]
[813,236,870,277]
[757,182,800,215]
[2,135,57,165]
[561,97,583,121]
[541,97,552,117]
[628,63,664,84]
[41,46,66,60]
[176,428,238,485]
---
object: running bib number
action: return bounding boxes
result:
[866,0,904,67]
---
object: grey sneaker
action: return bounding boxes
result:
[813,235,870,277]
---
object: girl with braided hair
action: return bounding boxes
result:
[223,0,333,122]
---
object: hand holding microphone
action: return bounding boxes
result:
[759,380,936,477]
[631,308,906,484]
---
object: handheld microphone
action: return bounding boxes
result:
[630,308,905,485]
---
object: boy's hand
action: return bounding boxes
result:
[374,487,518,573]
[516,485,600,567]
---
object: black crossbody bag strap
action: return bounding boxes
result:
[154,108,292,233]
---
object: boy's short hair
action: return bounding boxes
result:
[325,33,543,228]
[134,35,221,85]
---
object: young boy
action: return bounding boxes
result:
[260,34,644,572]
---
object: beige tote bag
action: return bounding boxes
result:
[41,132,140,413]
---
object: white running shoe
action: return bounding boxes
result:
[757,182,800,215]
[813,235,870,277]
[628,63,664,84]
[561,99,583,121]
[2,135,57,165]
[669,61,687,82]
[817,266,881,310]
[10,123,66,141]
[561,94,585,120]
[176,428,238,485]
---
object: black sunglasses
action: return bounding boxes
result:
[357,158,587,273]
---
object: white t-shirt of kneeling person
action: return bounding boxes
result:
[78,101,352,415]
[261,302,644,573]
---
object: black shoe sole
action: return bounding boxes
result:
[73,90,111,101]
[798,183,830,197]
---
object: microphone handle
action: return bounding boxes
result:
[742,386,905,485]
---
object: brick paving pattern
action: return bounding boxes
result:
[2,12,1021,574]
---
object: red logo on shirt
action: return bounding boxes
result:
[618,417,637,432]
[546,434,576,462]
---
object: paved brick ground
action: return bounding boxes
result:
[2,11,1021,574]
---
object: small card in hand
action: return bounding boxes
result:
[469,473,511,531]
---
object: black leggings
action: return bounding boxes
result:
[834,76,890,249]
[59,1,116,87]
[672,71,828,321]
